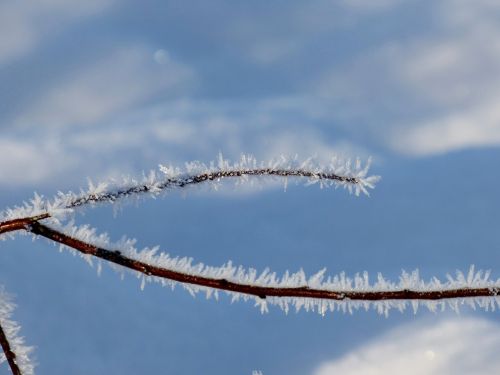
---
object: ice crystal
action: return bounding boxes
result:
[37,221,500,317]
[4,154,497,317]
[0,290,35,375]
[0,154,379,232]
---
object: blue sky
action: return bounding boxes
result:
[1,1,500,374]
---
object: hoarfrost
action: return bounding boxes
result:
[36,221,500,316]
[0,290,35,375]
[0,154,379,233]
[3,154,497,318]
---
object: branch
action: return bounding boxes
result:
[0,321,21,375]
[68,167,364,209]
[21,221,500,315]
[0,292,34,375]
[1,156,498,316]
[0,155,379,228]
[0,215,50,235]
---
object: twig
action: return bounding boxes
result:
[0,320,22,375]
[24,222,500,302]
[0,214,50,235]
[68,168,363,209]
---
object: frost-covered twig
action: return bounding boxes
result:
[69,155,378,208]
[22,222,500,315]
[2,154,497,372]
[0,322,21,375]
[0,291,34,375]
[0,155,379,228]
[0,215,50,235]
[0,156,499,316]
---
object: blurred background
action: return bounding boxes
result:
[1,1,500,373]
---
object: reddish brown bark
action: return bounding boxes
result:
[0,214,50,235]
[1,215,498,302]
[1,212,499,374]
[0,321,21,375]
[25,221,500,302]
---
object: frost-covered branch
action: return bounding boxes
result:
[69,155,378,208]
[0,292,34,375]
[19,221,500,316]
[1,153,498,372]
[0,155,499,317]
[0,155,379,228]
[0,322,21,375]
[0,215,50,236]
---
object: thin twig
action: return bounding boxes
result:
[0,320,22,375]
[25,222,500,302]
[68,168,361,208]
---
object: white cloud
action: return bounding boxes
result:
[15,46,195,128]
[0,96,370,189]
[391,1,500,156]
[313,317,500,375]
[311,0,500,156]
[0,137,73,185]
[395,26,500,107]
[389,1,500,155]
[0,44,196,187]
[390,98,500,155]
[0,0,115,64]
[225,0,404,66]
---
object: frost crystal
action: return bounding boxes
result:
[4,154,497,317]
[39,221,500,317]
[0,154,379,233]
[0,290,35,375]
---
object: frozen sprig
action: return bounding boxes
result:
[31,221,500,317]
[159,154,379,196]
[0,154,379,228]
[0,193,71,232]
[0,291,35,375]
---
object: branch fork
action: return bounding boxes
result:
[0,155,498,374]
